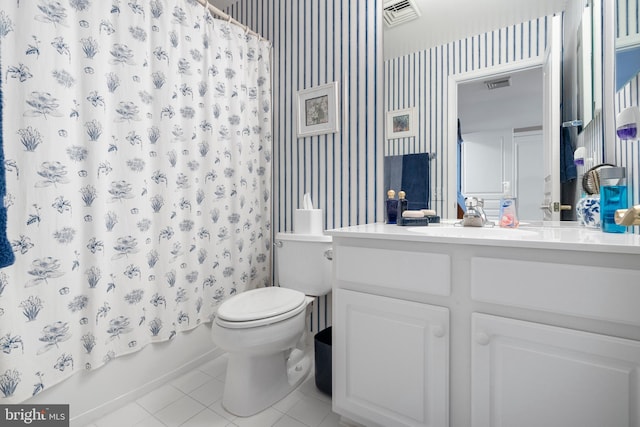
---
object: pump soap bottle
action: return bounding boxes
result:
[499,181,519,228]
[386,190,398,224]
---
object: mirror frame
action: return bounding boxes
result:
[602,0,616,163]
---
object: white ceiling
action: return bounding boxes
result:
[458,67,543,134]
[212,0,569,60]
[384,0,568,60]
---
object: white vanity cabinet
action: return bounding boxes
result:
[471,313,640,427]
[470,256,640,427]
[328,224,640,427]
[332,243,452,427]
[334,289,449,427]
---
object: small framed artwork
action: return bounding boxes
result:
[386,107,417,139]
[296,82,340,137]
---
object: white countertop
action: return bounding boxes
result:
[326,222,640,254]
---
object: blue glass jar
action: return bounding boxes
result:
[385,190,398,224]
[600,167,628,233]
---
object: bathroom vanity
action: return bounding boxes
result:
[327,223,640,427]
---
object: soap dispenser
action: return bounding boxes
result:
[498,181,519,228]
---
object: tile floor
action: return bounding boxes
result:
[84,354,341,427]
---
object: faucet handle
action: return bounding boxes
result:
[465,197,478,208]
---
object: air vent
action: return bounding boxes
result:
[485,77,511,90]
[383,0,421,28]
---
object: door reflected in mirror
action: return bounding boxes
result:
[458,67,544,221]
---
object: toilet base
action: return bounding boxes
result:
[222,348,312,417]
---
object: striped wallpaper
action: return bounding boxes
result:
[385,17,550,216]
[225,0,383,331]
[616,0,640,39]
[226,0,383,232]
[615,73,640,234]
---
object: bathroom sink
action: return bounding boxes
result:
[406,224,541,239]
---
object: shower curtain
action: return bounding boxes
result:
[0,0,272,404]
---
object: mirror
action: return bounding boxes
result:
[577,1,596,128]
[575,0,604,130]
[615,0,640,91]
[383,1,605,221]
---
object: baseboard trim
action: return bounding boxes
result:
[71,348,225,426]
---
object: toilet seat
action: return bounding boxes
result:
[215,287,307,329]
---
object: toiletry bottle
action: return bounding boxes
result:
[498,181,519,228]
[600,166,628,233]
[385,190,398,224]
[397,191,408,225]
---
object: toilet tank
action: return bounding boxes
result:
[274,232,332,296]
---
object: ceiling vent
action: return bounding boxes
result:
[485,77,511,90]
[383,0,421,28]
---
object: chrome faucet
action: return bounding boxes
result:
[462,197,490,227]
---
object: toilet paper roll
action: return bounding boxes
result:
[294,209,323,235]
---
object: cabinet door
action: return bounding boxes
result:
[472,313,640,427]
[334,289,449,427]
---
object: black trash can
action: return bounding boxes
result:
[314,326,332,396]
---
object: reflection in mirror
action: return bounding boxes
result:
[383,1,602,222]
[615,0,640,90]
[383,153,431,211]
[384,16,552,220]
[576,0,604,132]
[612,0,640,211]
[458,67,544,221]
[577,2,593,127]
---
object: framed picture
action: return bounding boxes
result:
[386,107,417,139]
[296,82,340,137]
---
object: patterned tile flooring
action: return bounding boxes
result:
[85,354,340,427]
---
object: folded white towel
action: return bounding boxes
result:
[402,210,425,218]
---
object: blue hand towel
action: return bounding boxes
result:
[560,126,577,183]
[0,62,15,268]
[383,153,431,210]
[401,153,430,210]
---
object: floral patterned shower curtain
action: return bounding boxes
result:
[0,0,272,403]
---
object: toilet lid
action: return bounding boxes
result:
[216,287,306,322]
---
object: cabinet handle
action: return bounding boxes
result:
[475,332,490,346]
[432,325,446,338]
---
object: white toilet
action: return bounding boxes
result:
[211,232,332,417]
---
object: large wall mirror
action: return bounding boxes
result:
[383,0,606,222]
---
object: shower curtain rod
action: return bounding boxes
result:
[194,0,266,42]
